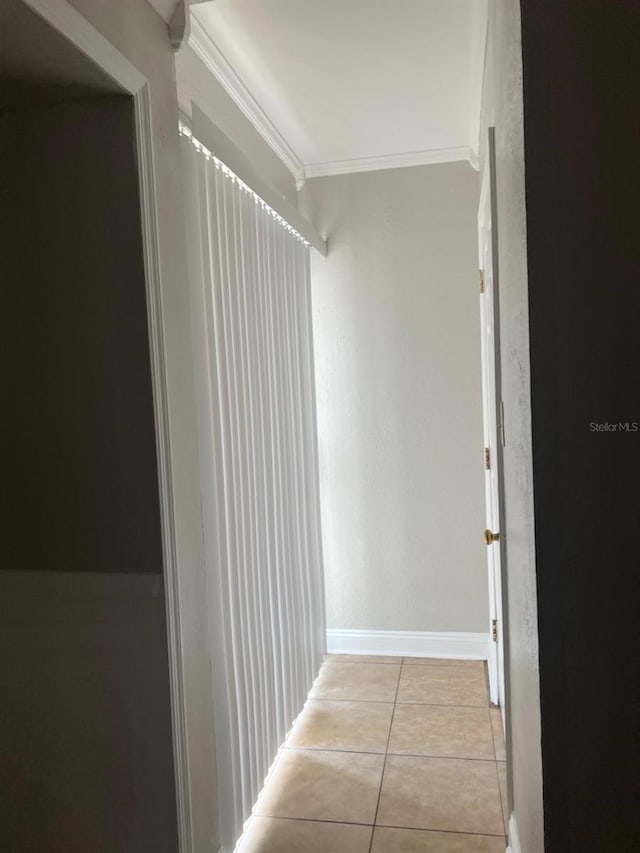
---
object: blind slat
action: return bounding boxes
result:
[182,135,325,852]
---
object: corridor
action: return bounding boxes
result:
[237,656,508,852]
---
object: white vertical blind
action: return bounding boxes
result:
[180,126,325,852]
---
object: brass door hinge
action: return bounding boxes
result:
[484,447,491,470]
[479,269,485,293]
[492,619,498,643]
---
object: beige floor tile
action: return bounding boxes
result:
[326,654,402,664]
[490,709,506,761]
[377,755,504,836]
[497,762,508,834]
[310,662,400,702]
[238,817,372,853]
[397,665,488,707]
[286,699,393,752]
[255,748,384,824]
[388,704,495,760]
[403,658,485,670]
[371,826,507,852]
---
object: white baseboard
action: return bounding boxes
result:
[326,629,489,660]
[507,814,521,853]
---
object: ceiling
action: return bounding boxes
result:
[0,0,122,113]
[190,0,487,183]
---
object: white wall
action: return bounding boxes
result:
[480,1,544,849]
[299,163,487,634]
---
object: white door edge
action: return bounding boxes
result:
[478,133,505,711]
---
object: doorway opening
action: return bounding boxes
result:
[179,2,513,851]
[0,3,179,850]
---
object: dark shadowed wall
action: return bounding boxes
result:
[0,97,163,575]
[0,96,178,851]
[521,1,640,850]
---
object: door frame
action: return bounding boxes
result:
[20,1,192,850]
[479,127,510,721]
[479,148,501,708]
[481,123,513,853]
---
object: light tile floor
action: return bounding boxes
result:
[237,656,508,853]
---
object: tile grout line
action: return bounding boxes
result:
[324,661,381,663]
[374,658,502,842]
[271,657,502,845]
[367,660,403,853]
[306,697,488,708]
[489,712,508,837]
[493,757,508,838]
[324,656,485,666]
[395,701,487,708]
[488,702,504,829]
[254,813,507,837]
[487,703,509,839]
[282,744,500,762]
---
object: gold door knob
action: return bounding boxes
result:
[484,529,500,545]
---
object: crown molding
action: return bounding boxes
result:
[188,15,305,186]
[144,0,216,25]
[305,146,472,179]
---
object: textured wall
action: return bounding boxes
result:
[300,162,487,633]
[480,1,544,850]
[519,2,640,850]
